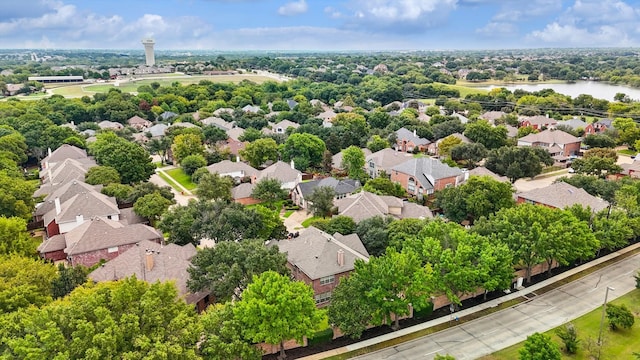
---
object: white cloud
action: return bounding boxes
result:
[324,6,343,19]
[277,0,308,16]
[476,22,517,36]
[528,22,633,46]
[342,0,458,31]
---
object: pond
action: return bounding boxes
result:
[474,81,640,101]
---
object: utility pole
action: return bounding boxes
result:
[597,286,614,359]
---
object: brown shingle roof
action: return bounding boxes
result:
[41,144,88,168]
[516,182,609,212]
[518,129,580,145]
[43,191,119,226]
[63,217,162,255]
[35,180,100,217]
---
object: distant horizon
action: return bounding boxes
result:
[1,0,638,51]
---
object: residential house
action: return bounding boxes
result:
[263,120,299,135]
[4,83,23,96]
[519,115,558,130]
[41,144,89,170]
[206,160,259,182]
[220,137,247,156]
[390,157,465,197]
[517,129,581,161]
[231,183,259,205]
[159,111,178,121]
[505,125,519,138]
[38,217,162,267]
[558,118,596,135]
[89,239,212,312]
[516,182,609,212]
[201,116,235,130]
[452,112,470,124]
[365,148,414,178]
[334,191,433,223]
[226,127,245,141]
[242,104,261,114]
[479,111,507,124]
[146,123,169,138]
[594,118,614,133]
[316,108,337,123]
[394,127,431,153]
[127,115,152,130]
[619,160,640,179]
[332,148,372,171]
[467,167,510,183]
[40,158,96,185]
[286,99,298,110]
[169,122,199,129]
[213,107,234,117]
[43,191,120,237]
[291,177,361,209]
[34,180,100,222]
[97,120,124,131]
[253,161,302,190]
[272,226,369,307]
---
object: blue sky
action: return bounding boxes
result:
[0,0,639,50]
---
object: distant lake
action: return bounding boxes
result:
[474,81,640,102]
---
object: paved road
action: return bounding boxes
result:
[352,253,640,360]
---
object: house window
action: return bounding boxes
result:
[315,291,332,305]
[445,183,453,188]
[408,177,416,193]
[107,246,118,253]
[525,199,535,205]
[369,162,375,168]
[320,275,335,285]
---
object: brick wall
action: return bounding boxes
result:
[43,249,66,262]
[563,142,581,157]
[69,238,161,267]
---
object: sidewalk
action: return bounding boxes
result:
[301,242,640,360]
[155,166,193,196]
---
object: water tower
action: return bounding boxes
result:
[141,38,155,66]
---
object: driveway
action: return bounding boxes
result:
[283,209,312,233]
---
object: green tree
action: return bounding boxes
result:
[0,170,36,220]
[240,138,279,168]
[367,134,390,152]
[363,177,407,197]
[607,304,635,330]
[282,133,326,170]
[485,146,554,183]
[0,127,28,164]
[571,156,622,177]
[238,127,263,142]
[251,178,287,205]
[328,274,377,339]
[353,248,434,330]
[341,145,366,180]
[133,192,173,226]
[0,216,36,256]
[198,302,262,360]
[101,183,134,204]
[202,125,228,145]
[436,175,514,223]
[0,255,57,313]
[0,277,202,359]
[84,165,121,185]
[172,133,205,164]
[253,205,288,240]
[583,134,616,148]
[519,332,561,360]
[146,137,172,164]
[195,172,233,201]
[464,121,507,149]
[88,132,155,183]
[159,201,200,245]
[556,323,579,354]
[127,182,175,204]
[355,216,393,257]
[334,113,370,147]
[187,240,289,302]
[307,186,336,218]
[181,154,207,176]
[613,117,640,147]
[234,271,323,359]
[438,135,462,158]
[50,263,89,299]
[450,142,488,168]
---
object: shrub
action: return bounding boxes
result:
[635,271,640,289]
[606,303,635,330]
[414,301,434,320]
[191,167,209,184]
[181,154,207,176]
[555,323,579,354]
[307,327,334,346]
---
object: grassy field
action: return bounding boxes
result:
[50,74,276,97]
[165,168,196,191]
[480,289,640,360]
[283,210,295,218]
[301,216,322,228]
[156,171,183,193]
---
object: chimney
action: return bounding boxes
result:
[54,198,61,215]
[44,161,49,169]
[413,129,417,137]
[290,159,295,170]
[47,147,52,157]
[337,249,345,267]
[145,251,154,271]
[75,214,84,225]
[236,155,240,163]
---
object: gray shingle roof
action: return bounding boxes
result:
[298,177,361,197]
[391,157,463,191]
[559,118,588,130]
[43,191,119,226]
[395,127,431,146]
[257,161,301,184]
[231,182,256,199]
[146,123,168,137]
[468,167,509,182]
[366,148,414,172]
[335,191,432,223]
[88,240,200,302]
[43,158,96,184]
[516,182,609,212]
[273,227,369,280]
[35,180,100,217]
[41,144,88,168]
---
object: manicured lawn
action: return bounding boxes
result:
[156,171,182,192]
[618,149,636,156]
[165,168,196,191]
[480,289,640,360]
[50,85,96,97]
[301,216,322,228]
[283,210,295,218]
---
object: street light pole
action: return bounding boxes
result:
[597,286,614,356]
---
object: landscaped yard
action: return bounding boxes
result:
[301,216,323,228]
[283,210,295,218]
[156,171,183,192]
[480,289,640,360]
[165,168,196,191]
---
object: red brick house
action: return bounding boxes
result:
[272,227,369,307]
[394,127,431,153]
[38,217,163,267]
[390,157,465,197]
[519,115,558,130]
[517,129,581,158]
[89,239,212,312]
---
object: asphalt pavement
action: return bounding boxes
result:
[350,250,640,360]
